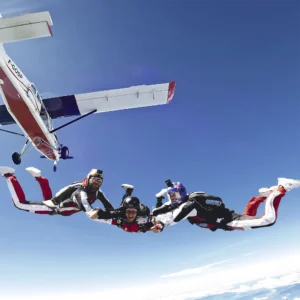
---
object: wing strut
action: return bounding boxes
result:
[50,109,97,133]
[0,128,24,137]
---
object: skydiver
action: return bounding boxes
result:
[91,184,154,233]
[92,186,154,233]
[149,178,300,233]
[0,166,115,218]
[116,184,151,218]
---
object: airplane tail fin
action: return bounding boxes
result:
[0,11,53,44]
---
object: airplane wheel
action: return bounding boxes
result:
[12,152,21,165]
[53,160,57,172]
[60,146,69,159]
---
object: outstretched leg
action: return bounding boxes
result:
[227,178,300,230]
[25,167,81,216]
[26,167,53,200]
[242,196,266,216]
[243,186,279,216]
[0,167,56,215]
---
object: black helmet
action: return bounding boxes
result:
[123,196,140,210]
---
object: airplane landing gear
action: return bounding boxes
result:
[60,146,69,159]
[12,152,21,165]
[59,145,73,160]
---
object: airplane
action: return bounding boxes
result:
[0,11,176,171]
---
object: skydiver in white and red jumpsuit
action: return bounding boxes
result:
[0,166,115,218]
[150,178,300,232]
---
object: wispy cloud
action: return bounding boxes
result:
[242,251,255,257]
[159,259,231,278]
[3,256,300,300]
[190,240,252,262]
[180,242,245,265]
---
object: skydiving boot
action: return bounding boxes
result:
[155,189,168,208]
[277,178,300,192]
[0,166,15,177]
[156,188,168,198]
[25,167,41,178]
[258,186,277,197]
[121,184,134,195]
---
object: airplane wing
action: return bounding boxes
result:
[42,81,176,119]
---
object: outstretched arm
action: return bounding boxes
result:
[136,216,155,233]
[77,190,99,219]
[97,190,115,211]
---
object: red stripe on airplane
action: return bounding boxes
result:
[0,68,56,161]
[167,81,176,103]
[47,22,53,37]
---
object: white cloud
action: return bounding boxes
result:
[242,251,255,256]
[159,259,231,278]
[230,271,300,294]
[3,253,300,300]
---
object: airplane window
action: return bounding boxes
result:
[31,83,42,103]
[27,89,35,105]
[37,93,42,102]
[31,83,37,94]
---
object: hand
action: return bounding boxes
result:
[89,209,99,220]
[150,217,164,233]
[150,223,164,233]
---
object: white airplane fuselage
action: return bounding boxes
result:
[0,45,60,161]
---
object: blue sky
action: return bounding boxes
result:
[0,0,300,299]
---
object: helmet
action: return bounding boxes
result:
[167,182,187,201]
[87,169,103,181]
[122,196,140,210]
[85,169,103,192]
